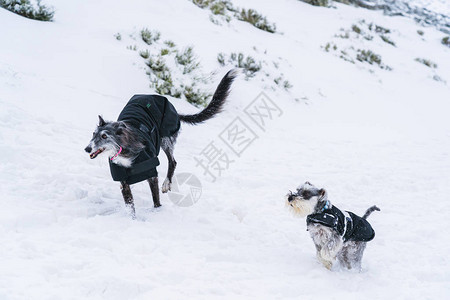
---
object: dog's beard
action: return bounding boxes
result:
[285,196,318,217]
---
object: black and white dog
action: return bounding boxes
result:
[85,70,237,217]
[286,182,379,270]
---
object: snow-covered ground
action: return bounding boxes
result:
[1,0,449,299]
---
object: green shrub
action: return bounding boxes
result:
[192,0,210,9]
[160,48,170,56]
[301,0,329,7]
[141,28,160,45]
[164,40,176,48]
[380,35,395,46]
[147,55,170,74]
[368,23,390,34]
[175,47,200,74]
[0,0,54,21]
[183,85,211,106]
[274,76,293,90]
[191,0,276,33]
[323,42,337,52]
[114,33,122,41]
[442,36,450,47]
[139,49,150,59]
[218,52,261,78]
[357,49,381,65]
[210,1,226,15]
[417,30,424,36]
[356,49,391,70]
[237,9,276,33]
[351,24,362,34]
[415,58,437,68]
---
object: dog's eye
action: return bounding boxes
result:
[101,134,107,139]
[302,191,311,198]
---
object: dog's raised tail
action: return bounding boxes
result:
[179,69,238,125]
[362,205,380,219]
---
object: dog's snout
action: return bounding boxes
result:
[288,194,294,202]
[84,146,92,153]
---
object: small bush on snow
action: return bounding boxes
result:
[139,49,150,59]
[164,40,176,48]
[351,24,362,34]
[442,36,450,47]
[218,52,261,79]
[300,0,330,7]
[0,0,54,21]
[237,9,276,33]
[356,49,391,70]
[415,58,437,68]
[191,0,276,33]
[380,35,396,46]
[175,47,200,74]
[127,29,211,107]
[141,28,161,45]
[357,49,381,65]
[183,85,211,107]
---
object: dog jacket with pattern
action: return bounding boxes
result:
[109,94,180,185]
[306,205,375,242]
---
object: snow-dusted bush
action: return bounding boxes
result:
[0,0,54,21]
[141,28,160,45]
[380,35,395,46]
[190,0,276,33]
[300,0,329,7]
[183,85,211,107]
[415,58,437,68]
[356,49,391,70]
[217,52,261,78]
[442,36,450,47]
[119,29,213,107]
[175,47,200,74]
[357,49,381,65]
[274,76,293,91]
[237,9,276,33]
[139,49,150,59]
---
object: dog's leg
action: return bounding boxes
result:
[319,236,343,270]
[148,177,161,208]
[338,244,353,270]
[310,225,343,270]
[120,181,136,219]
[349,242,366,271]
[161,136,177,193]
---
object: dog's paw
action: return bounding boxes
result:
[162,178,171,193]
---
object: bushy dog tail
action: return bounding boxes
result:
[362,205,380,219]
[179,69,238,125]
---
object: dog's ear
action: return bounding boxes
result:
[98,115,106,127]
[318,189,328,201]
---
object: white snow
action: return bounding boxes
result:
[1,0,450,299]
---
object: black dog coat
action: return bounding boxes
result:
[109,94,180,185]
[306,204,375,242]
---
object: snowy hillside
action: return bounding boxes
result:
[1,0,450,299]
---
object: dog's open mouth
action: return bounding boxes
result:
[90,148,104,159]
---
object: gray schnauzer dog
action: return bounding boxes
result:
[286,182,380,271]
